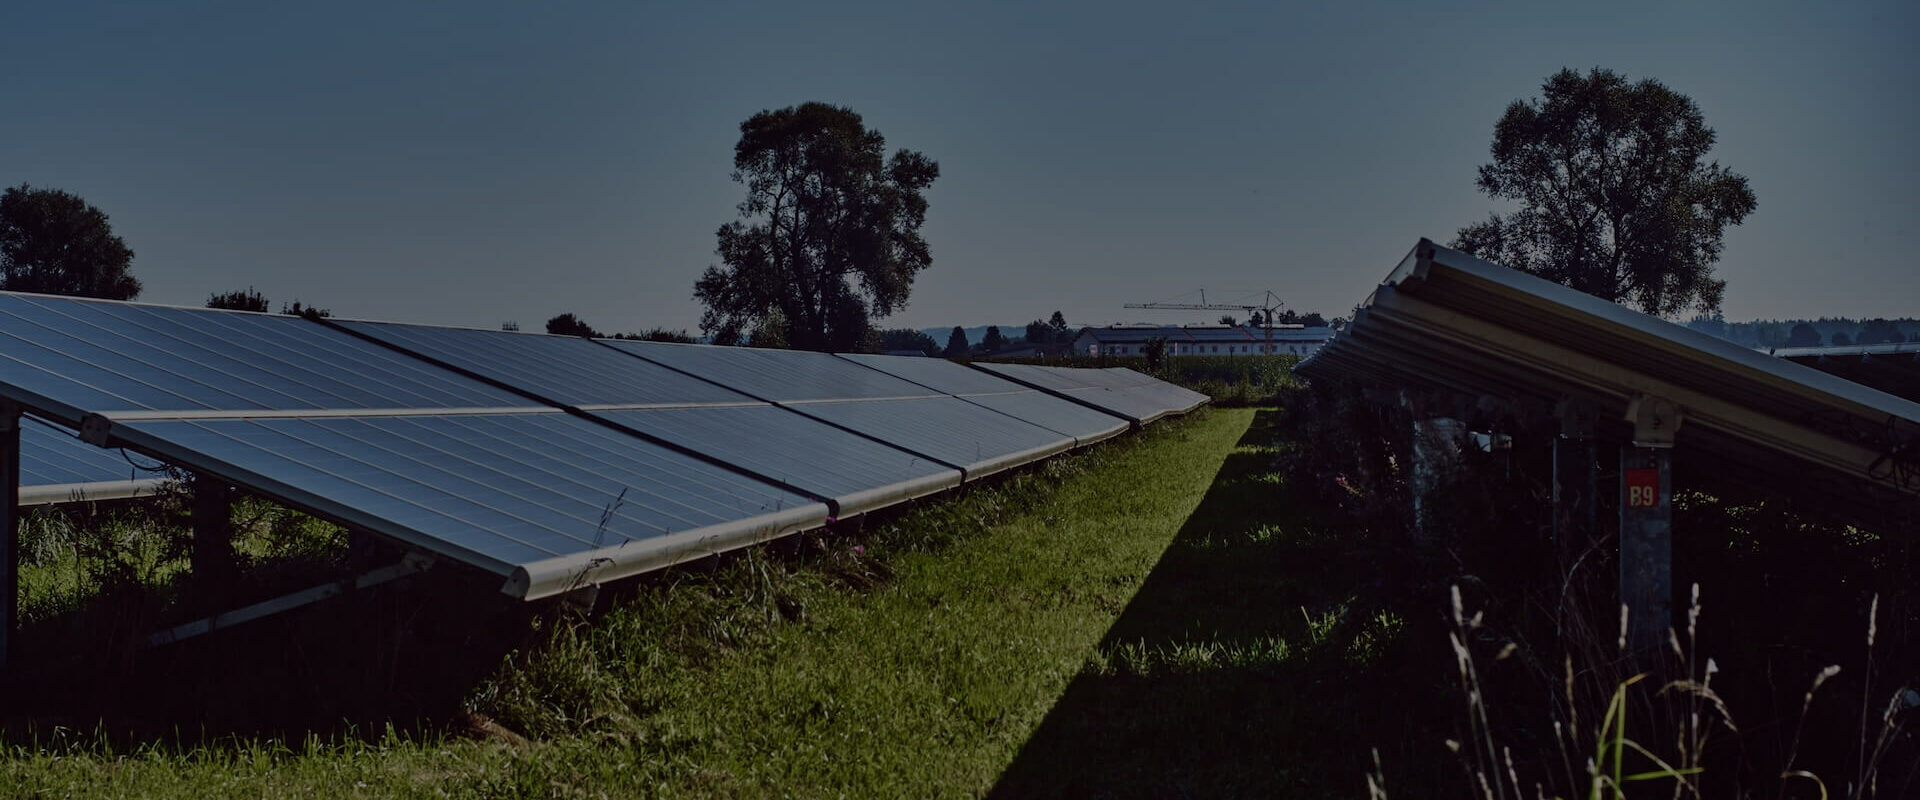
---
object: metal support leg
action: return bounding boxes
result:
[0,403,19,671]
[192,476,236,604]
[1409,416,1464,544]
[1620,395,1682,654]
[1553,435,1597,560]
[1554,396,1600,560]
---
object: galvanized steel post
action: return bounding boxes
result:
[1621,395,1682,654]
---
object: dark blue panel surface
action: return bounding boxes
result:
[835,352,1131,441]
[970,363,1182,423]
[0,294,526,414]
[123,413,827,574]
[793,397,1073,476]
[959,392,1130,443]
[834,353,1030,396]
[18,417,161,487]
[594,405,959,512]
[335,321,752,408]
[602,341,938,402]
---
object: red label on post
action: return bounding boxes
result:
[1625,468,1661,508]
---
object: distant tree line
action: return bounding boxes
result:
[1686,315,1919,349]
[542,312,695,343]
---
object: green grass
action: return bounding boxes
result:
[3,406,1442,797]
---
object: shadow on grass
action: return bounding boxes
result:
[989,408,1452,798]
[0,562,536,749]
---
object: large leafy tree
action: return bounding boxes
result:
[0,184,139,299]
[1453,68,1756,317]
[695,102,939,352]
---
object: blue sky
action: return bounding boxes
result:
[5,1,1914,333]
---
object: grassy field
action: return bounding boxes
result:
[1,405,1446,797]
[2,405,1441,797]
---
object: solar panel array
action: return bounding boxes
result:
[18,417,165,505]
[2,294,1207,599]
[1297,239,1920,516]
[972,362,1209,424]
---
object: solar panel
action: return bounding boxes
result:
[1297,239,1920,510]
[602,340,938,402]
[0,294,528,416]
[332,321,750,408]
[595,341,1078,477]
[592,406,960,516]
[834,353,1130,445]
[18,416,166,504]
[959,391,1129,445]
[331,321,966,514]
[833,353,1031,396]
[0,292,1178,616]
[1099,368,1211,411]
[791,396,1076,479]
[114,412,829,598]
[970,362,1186,424]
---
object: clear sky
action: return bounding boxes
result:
[5,1,1914,333]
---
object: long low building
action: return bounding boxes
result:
[1070,324,1334,358]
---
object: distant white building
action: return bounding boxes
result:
[1070,324,1335,358]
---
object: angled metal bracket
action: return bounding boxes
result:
[1626,394,1684,448]
[148,551,436,647]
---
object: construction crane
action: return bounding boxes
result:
[1125,290,1286,354]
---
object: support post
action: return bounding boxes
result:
[1,403,19,672]
[1553,399,1598,564]
[191,475,236,605]
[1409,414,1465,544]
[1621,395,1682,654]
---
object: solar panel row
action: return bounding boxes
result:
[971,362,1208,424]
[1,293,1207,600]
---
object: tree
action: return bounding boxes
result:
[980,325,1005,354]
[546,312,600,338]
[1025,319,1051,351]
[1857,319,1904,345]
[1452,68,1756,317]
[1218,314,1238,327]
[943,326,968,359]
[1247,310,1266,328]
[1143,336,1168,370]
[1300,312,1328,328]
[1048,311,1070,344]
[502,321,521,332]
[747,309,789,349]
[0,184,139,299]
[1686,313,1728,339]
[1830,331,1853,347]
[878,328,937,356]
[613,327,695,343]
[207,287,270,313]
[694,102,939,352]
[1785,323,1821,348]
